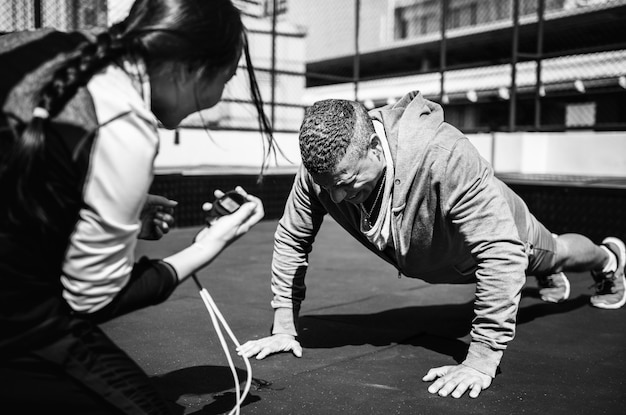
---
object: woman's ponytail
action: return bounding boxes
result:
[3,31,127,230]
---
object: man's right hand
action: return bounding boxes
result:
[237,334,302,360]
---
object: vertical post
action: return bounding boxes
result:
[270,0,277,129]
[509,0,519,132]
[11,0,17,31]
[439,0,448,103]
[534,0,545,130]
[354,0,360,101]
[33,0,42,28]
[71,0,79,30]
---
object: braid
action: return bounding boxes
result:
[4,31,127,231]
[41,32,126,117]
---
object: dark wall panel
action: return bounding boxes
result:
[150,173,296,227]
[151,174,626,245]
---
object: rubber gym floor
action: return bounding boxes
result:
[103,218,626,415]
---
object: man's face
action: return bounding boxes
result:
[311,136,385,205]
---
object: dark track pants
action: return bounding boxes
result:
[0,321,172,415]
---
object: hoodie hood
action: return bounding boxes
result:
[369,91,445,212]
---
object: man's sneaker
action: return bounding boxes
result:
[590,237,626,309]
[536,272,570,303]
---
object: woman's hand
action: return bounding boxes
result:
[138,194,177,240]
[194,186,265,248]
[163,187,264,282]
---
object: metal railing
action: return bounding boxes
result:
[2,0,625,133]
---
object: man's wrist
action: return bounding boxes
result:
[272,307,298,336]
[462,342,503,378]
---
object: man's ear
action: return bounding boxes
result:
[369,132,382,154]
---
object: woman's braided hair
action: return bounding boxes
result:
[40,32,126,118]
[3,0,275,231]
[6,30,128,230]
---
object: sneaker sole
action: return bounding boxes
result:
[540,272,570,303]
[592,274,626,309]
[561,272,571,302]
[592,237,626,310]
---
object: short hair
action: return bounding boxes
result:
[299,99,374,175]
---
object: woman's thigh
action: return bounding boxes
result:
[1,322,172,415]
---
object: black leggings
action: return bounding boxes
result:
[0,258,179,414]
[0,321,172,415]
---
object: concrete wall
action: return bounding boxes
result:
[155,128,625,178]
[468,131,626,177]
[154,128,301,174]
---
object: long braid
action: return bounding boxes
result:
[43,33,125,115]
[6,31,127,230]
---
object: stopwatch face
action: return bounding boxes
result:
[218,195,242,213]
[212,191,246,216]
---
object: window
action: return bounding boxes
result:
[448,2,478,29]
[394,8,409,39]
[565,102,596,128]
[394,1,440,40]
[420,13,437,35]
[495,0,510,20]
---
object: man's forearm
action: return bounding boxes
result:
[462,341,503,378]
[272,307,299,337]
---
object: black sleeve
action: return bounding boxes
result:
[86,257,178,324]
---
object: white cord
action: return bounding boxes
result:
[192,274,252,415]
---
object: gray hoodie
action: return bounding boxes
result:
[270,91,529,377]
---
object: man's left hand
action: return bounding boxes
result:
[138,194,177,240]
[422,364,492,398]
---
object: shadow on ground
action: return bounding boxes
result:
[297,290,589,362]
[152,365,264,414]
[152,291,592,413]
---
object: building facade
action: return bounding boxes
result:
[0,0,107,32]
[287,0,626,134]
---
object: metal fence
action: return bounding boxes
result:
[2,0,626,133]
[287,0,626,133]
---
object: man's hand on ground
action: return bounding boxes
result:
[422,364,492,398]
[237,334,302,360]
